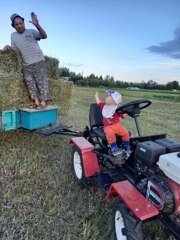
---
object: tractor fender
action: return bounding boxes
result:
[106,180,159,221]
[69,137,100,177]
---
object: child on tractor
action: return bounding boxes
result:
[95,90,131,158]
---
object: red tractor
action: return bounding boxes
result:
[69,99,180,240]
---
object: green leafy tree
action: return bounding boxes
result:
[147,80,158,89]
[99,75,103,81]
[70,74,83,84]
[166,81,179,90]
[89,78,100,87]
[88,73,96,79]
[76,79,89,86]
[101,79,111,87]
[59,67,70,77]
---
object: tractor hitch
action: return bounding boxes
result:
[35,123,82,137]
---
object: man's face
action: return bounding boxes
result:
[13,17,25,33]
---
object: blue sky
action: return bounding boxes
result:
[1,0,180,83]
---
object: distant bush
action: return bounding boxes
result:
[152,94,180,102]
[89,78,100,87]
[76,79,89,86]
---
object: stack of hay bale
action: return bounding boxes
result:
[0,50,73,128]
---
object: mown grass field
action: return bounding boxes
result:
[0,86,180,240]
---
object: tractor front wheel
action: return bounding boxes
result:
[71,145,92,187]
[113,199,144,240]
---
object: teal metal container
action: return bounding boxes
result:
[21,106,58,130]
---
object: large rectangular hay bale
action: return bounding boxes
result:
[49,79,62,101]
[49,79,73,101]
[0,76,23,106]
[45,56,59,80]
[48,80,73,114]
[49,99,71,115]
[59,80,73,100]
[0,50,22,74]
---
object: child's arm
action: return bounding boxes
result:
[123,113,128,118]
[119,113,128,118]
[95,92,101,104]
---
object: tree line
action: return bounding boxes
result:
[59,67,180,90]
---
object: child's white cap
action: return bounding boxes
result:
[106,90,122,105]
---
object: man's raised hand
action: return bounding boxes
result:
[29,12,39,26]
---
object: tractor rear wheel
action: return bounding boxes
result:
[71,145,92,187]
[113,199,144,240]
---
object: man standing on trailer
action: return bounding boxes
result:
[3,12,50,110]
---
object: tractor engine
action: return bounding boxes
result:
[134,138,180,215]
[146,176,175,214]
[146,175,180,215]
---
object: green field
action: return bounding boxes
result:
[0,87,179,239]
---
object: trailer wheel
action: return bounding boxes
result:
[113,199,144,240]
[71,145,92,187]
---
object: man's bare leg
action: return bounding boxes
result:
[34,98,40,106]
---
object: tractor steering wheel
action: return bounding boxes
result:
[116,99,152,118]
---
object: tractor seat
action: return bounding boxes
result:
[89,103,130,141]
[89,103,106,139]
[93,127,106,140]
